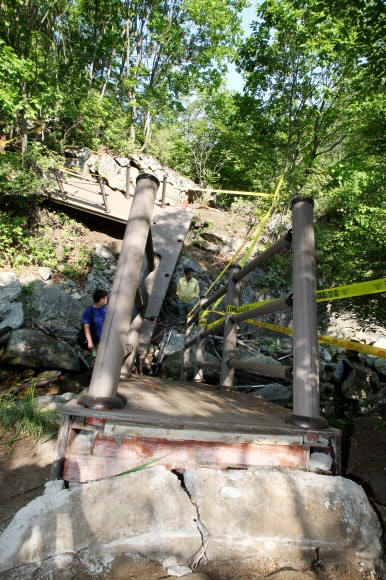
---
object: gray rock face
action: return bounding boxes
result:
[374,357,386,377]
[0,271,22,302]
[0,468,201,574]
[255,382,293,404]
[98,154,126,191]
[0,466,381,577]
[163,349,220,382]
[31,282,84,329]
[0,302,24,335]
[183,467,382,566]
[200,231,243,252]
[0,329,81,371]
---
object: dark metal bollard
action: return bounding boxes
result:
[78,174,160,410]
[220,265,241,388]
[286,197,328,429]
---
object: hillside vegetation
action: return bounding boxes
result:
[0,0,385,326]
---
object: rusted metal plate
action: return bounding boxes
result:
[63,434,310,482]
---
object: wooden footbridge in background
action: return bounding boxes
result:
[47,171,341,484]
[44,169,192,359]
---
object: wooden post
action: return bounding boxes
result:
[125,165,131,199]
[220,265,241,388]
[55,171,67,200]
[98,178,111,213]
[50,415,71,480]
[193,297,207,383]
[180,322,194,381]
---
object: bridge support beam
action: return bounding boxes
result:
[78,173,160,410]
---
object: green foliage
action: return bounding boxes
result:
[0,385,60,441]
[260,254,292,294]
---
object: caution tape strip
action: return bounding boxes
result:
[213,277,386,318]
[200,175,285,305]
[190,187,273,197]
[239,175,284,267]
[0,123,45,147]
[316,278,386,302]
[244,320,386,358]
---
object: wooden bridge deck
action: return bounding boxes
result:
[59,376,341,482]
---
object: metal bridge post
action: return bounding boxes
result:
[220,264,241,388]
[55,171,67,200]
[161,174,167,208]
[98,178,111,214]
[193,297,207,383]
[180,321,194,381]
[286,197,328,429]
[125,165,131,199]
[78,173,160,410]
[120,252,162,377]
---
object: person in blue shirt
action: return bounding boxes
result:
[82,289,108,351]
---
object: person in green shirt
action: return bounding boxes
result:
[176,267,199,325]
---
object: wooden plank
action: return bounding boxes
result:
[63,438,310,482]
[104,423,304,446]
[50,414,71,480]
[62,378,339,441]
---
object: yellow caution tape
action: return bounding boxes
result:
[0,123,44,147]
[190,187,273,197]
[316,278,386,302]
[201,175,285,306]
[225,305,238,314]
[198,313,208,326]
[206,317,225,331]
[244,320,386,358]
[239,175,284,267]
[216,277,386,318]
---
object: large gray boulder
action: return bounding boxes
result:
[0,329,81,371]
[374,357,386,377]
[31,282,84,329]
[0,467,381,577]
[163,349,220,383]
[0,468,201,575]
[235,346,280,365]
[254,382,293,404]
[0,302,24,340]
[98,154,127,191]
[0,271,22,302]
[184,467,382,567]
